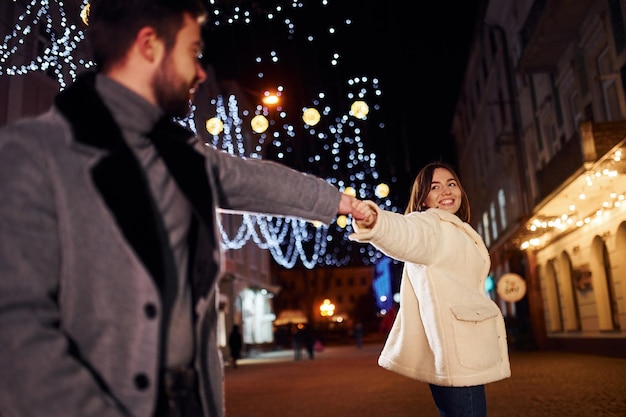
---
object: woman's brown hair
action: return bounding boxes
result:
[404,161,471,223]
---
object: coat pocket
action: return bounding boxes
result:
[450,303,501,370]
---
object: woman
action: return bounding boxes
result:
[350,162,510,417]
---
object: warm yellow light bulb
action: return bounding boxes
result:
[251,115,269,133]
[351,100,369,119]
[336,215,348,228]
[205,117,224,135]
[302,107,321,126]
[375,183,389,198]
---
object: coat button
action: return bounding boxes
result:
[144,303,158,319]
[134,373,150,390]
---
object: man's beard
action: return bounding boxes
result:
[152,57,196,119]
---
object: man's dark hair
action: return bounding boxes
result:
[87,0,207,72]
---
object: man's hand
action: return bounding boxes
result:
[338,194,367,221]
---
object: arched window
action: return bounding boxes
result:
[490,202,498,240]
[498,189,507,230]
[544,260,564,332]
[482,212,491,247]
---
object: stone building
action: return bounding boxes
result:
[452,0,626,356]
[272,264,376,344]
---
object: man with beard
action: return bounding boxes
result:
[0,1,367,417]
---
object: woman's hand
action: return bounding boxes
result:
[351,199,377,229]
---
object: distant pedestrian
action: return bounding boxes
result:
[379,304,396,334]
[302,324,317,359]
[228,325,243,369]
[292,324,304,360]
[354,322,364,348]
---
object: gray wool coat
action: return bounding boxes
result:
[0,73,342,417]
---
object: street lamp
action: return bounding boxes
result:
[319,299,335,317]
[261,90,281,106]
[250,89,282,134]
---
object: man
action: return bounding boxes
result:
[0,1,365,416]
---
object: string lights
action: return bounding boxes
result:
[1,0,398,268]
[519,162,626,250]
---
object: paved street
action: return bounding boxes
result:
[224,341,626,417]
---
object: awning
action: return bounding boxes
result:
[274,309,308,326]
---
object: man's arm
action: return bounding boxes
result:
[205,145,368,224]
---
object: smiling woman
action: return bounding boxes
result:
[348,161,510,417]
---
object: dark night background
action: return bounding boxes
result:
[202,0,482,210]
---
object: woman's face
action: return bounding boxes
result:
[424,167,462,214]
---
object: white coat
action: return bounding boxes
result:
[349,203,511,386]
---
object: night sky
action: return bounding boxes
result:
[202,1,481,208]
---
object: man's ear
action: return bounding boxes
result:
[135,26,164,63]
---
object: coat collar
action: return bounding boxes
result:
[55,71,171,286]
[427,208,491,264]
[54,72,214,289]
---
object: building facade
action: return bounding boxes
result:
[452,0,626,357]
[272,264,376,343]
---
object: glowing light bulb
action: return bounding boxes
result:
[375,183,389,198]
[251,115,269,133]
[302,107,321,126]
[205,117,224,135]
[343,187,356,197]
[336,215,348,228]
[350,100,369,119]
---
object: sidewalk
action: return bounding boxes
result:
[225,342,626,417]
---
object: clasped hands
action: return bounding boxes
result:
[338,194,378,229]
